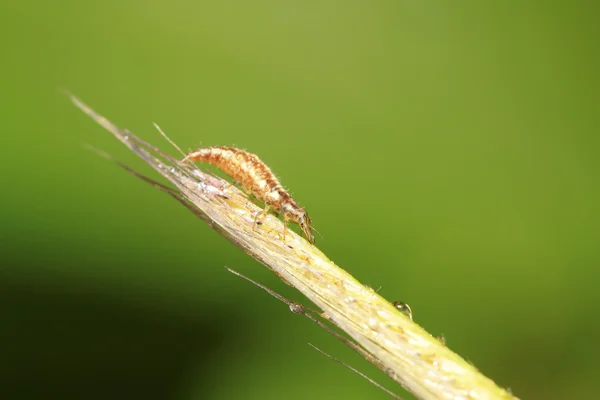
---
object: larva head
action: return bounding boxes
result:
[298,212,315,244]
[283,203,315,244]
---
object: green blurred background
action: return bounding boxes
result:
[1,1,598,399]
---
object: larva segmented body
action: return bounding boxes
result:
[182,147,314,244]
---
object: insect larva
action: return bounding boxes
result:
[182,147,314,243]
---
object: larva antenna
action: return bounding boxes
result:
[310,224,324,241]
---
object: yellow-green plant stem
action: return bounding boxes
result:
[68,93,518,400]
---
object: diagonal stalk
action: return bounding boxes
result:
[68,93,517,400]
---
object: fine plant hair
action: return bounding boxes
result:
[67,93,517,400]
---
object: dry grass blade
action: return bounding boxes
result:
[223,266,392,380]
[68,93,518,400]
[308,343,403,400]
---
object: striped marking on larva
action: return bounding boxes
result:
[182,147,314,244]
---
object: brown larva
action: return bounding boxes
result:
[182,147,315,244]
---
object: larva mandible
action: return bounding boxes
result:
[182,147,315,244]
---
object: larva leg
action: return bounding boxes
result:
[253,204,271,230]
[282,217,289,241]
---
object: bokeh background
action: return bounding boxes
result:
[1,1,598,399]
